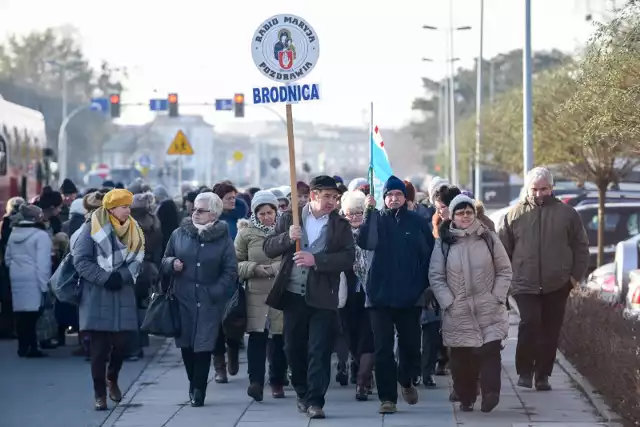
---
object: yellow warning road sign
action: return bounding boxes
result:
[232,151,244,162]
[167,130,194,155]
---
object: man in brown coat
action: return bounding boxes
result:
[499,167,589,391]
[264,175,354,419]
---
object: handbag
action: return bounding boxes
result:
[222,281,247,341]
[49,253,82,305]
[140,280,181,338]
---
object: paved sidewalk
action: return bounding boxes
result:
[102,322,612,427]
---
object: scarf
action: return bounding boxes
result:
[250,212,278,234]
[90,207,145,273]
[352,228,371,288]
[194,220,217,233]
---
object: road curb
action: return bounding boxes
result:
[508,296,624,426]
[554,350,625,426]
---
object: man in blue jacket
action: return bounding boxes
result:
[357,175,434,414]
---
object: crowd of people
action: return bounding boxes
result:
[0,166,591,419]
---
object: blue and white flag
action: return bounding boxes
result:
[369,125,393,207]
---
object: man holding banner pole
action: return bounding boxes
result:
[264,176,355,419]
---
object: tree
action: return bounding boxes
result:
[461,4,640,267]
[0,27,126,181]
[409,49,573,169]
[555,5,640,266]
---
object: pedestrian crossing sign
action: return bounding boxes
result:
[167,130,194,155]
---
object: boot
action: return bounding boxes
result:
[356,353,375,400]
[190,389,205,407]
[227,345,239,376]
[335,361,348,386]
[247,382,264,402]
[213,355,228,383]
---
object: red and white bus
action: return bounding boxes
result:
[0,95,47,216]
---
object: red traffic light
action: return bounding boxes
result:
[168,93,178,104]
[110,94,120,104]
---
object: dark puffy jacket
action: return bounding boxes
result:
[357,205,434,308]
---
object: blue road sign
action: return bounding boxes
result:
[90,97,109,113]
[215,99,233,111]
[149,99,168,111]
[138,154,151,168]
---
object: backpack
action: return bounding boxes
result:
[441,231,494,269]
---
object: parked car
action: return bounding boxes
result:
[576,202,640,272]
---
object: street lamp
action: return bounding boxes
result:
[423,7,471,185]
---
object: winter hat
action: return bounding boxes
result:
[153,185,169,202]
[102,180,115,189]
[18,204,44,223]
[126,178,144,195]
[59,178,78,195]
[310,175,339,191]
[38,187,63,210]
[270,188,285,200]
[382,175,407,197]
[448,194,476,215]
[131,192,155,210]
[185,191,198,204]
[115,182,125,189]
[428,177,449,204]
[251,190,279,214]
[333,175,344,184]
[69,198,86,216]
[83,190,106,213]
[348,177,368,192]
[102,189,134,210]
[403,180,416,202]
[440,186,462,207]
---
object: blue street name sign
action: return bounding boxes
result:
[252,83,321,105]
[215,99,233,111]
[90,97,109,113]
[149,99,168,111]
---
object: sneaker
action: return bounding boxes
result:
[379,401,397,414]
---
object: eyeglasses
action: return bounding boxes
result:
[222,196,236,203]
[454,210,475,218]
[193,208,211,214]
[346,211,364,217]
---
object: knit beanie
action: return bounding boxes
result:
[59,178,78,195]
[382,175,407,197]
[251,190,279,214]
[448,194,476,215]
[18,204,44,223]
[428,176,449,205]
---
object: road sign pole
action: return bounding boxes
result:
[178,156,183,193]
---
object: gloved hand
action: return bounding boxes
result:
[104,271,123,291]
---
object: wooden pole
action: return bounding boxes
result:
[285,103,301,252]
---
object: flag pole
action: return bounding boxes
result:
[368,102,374,198]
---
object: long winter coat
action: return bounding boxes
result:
[6,223,52,312]
[162,219,237,352]
[72,223,139,332]
[428,220,512,348]
[234,219,283,334]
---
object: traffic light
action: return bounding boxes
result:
[168,93,179,117]
[234,93,245,118]
[109,94,121,118]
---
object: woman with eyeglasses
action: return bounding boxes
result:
[162,192,238,407]
[338,190,375,401]
[428,194,512,413]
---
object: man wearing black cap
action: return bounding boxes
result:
[357,175,434,414]
[264,175,355,419]
[59,178,78,223]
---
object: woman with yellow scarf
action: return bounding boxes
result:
[71,189,145,411]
